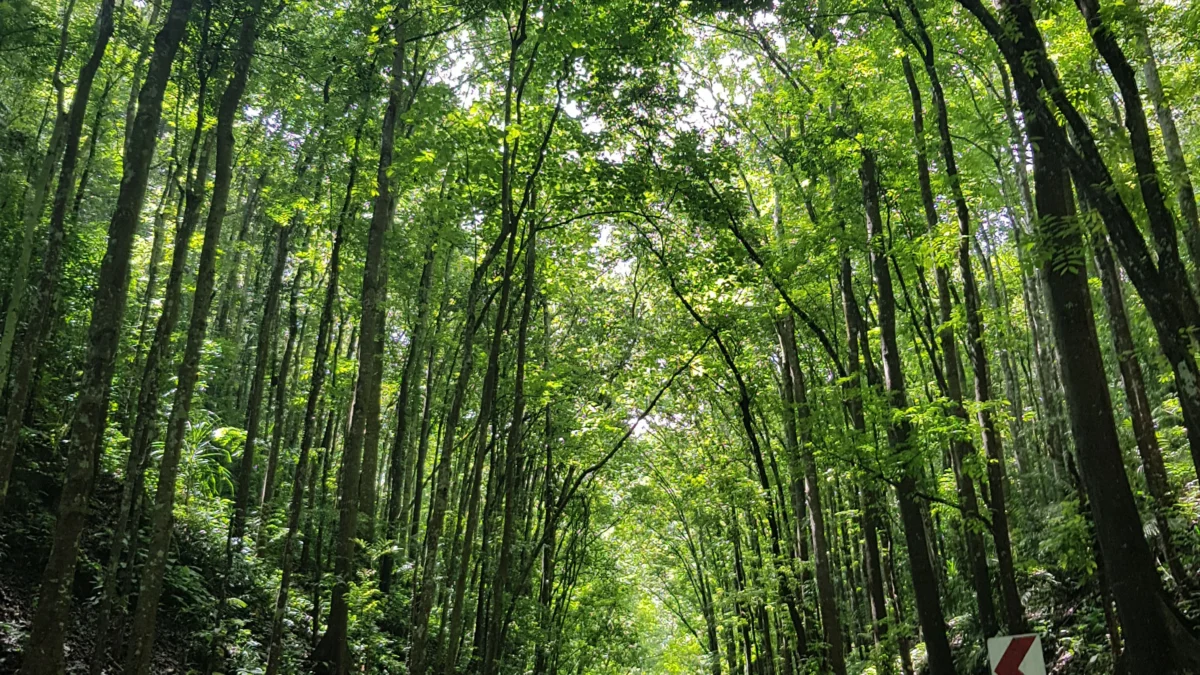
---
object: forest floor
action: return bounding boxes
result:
[0,468,190,675]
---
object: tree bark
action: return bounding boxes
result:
[88,55,214,675]
[861,147,955,675]
[896,51,999,638]
[18,0,194,667]
[1068,0,1200,483]
[380,241,436,592]
[123,3,264,670]
[1128,0,1200,292]
[481,221,537,675]
[311,15,407,672]
[957,1,1199,666]
[0,0,115,503]
[262,267,303,510]
[777,317,845,674]
[264,211,345,675]
[445,231,518,674]
[1093,232,1187,583]
[903,0,1026,630]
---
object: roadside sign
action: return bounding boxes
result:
[986,634,1046,675]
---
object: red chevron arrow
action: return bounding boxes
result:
[994,635,1037,675]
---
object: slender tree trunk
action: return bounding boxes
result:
[126,127,211,472]
[123,4,264,671]
[70,71,115,222]
[777,317,845,674]
[481,222,537,675]
[264,214,345,675]
[532,439,560,675]
[1128,0,1200,290]
[1093,232,1187,583]
[1068,0,1200,487]
[975,232,1034,493]
[232,185,295,541]
[380,242,435,592]
[861,148,955,675]
[407,290,446,564]
[216,172,265,335]
[444,229,519,674]
[88,39,214,675]
[647,227,807,670]
[409,220,512,675]
[895,52,999,637]
[17,0,194,667]
[901,1,1027,629]
[0,0,74,396]
[409,8,537,663]
[0,0,115,503]
[838,247,890,663]
[262,269,303,510]
[311,17,408,673]
[120,150,183,436]
[995,62,1073,483]
[122,0,163,157]
[357,291,388,541]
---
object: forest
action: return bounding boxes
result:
[1,0,1200,671]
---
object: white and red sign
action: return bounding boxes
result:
[986,634,1046,675]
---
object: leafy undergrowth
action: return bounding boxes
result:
[0,460,192,674]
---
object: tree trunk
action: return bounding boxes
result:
[481,221,537,675]
[0,58,69,399]
[69,71,116,222]
[1067,0,1200,484]
[777,316,845,674]
[17,0,195,667]
[902,1,1027,630]
[445,231,518,674]
[232,191,294,541]
[838,247,891,661]
[1093,232,1187,583]
[407,289,446,565]
[122,0,163,157]
[264,211,345,675]
[380,241,435,592]
[957,1,1198,665]
[216,172,266,336]
[1129,0,1200,292]
[860,147,955,675]
[409,221,512,675]
[120,149,184,437]
[409,8,538,665]
[896,52,999,638]
[0,0,115,503]
[88,58,214,675]
[311,17,408,672]
[262,267,303,510]
[357,292,388,541]
[997,0,1200,481]
[123,4,264,670]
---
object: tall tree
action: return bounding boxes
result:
[124,1,268,670]
[0,0,115,502]
[861,148,955,675]
[18,0,196,668]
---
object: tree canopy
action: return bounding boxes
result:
[2,0,1200,672]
